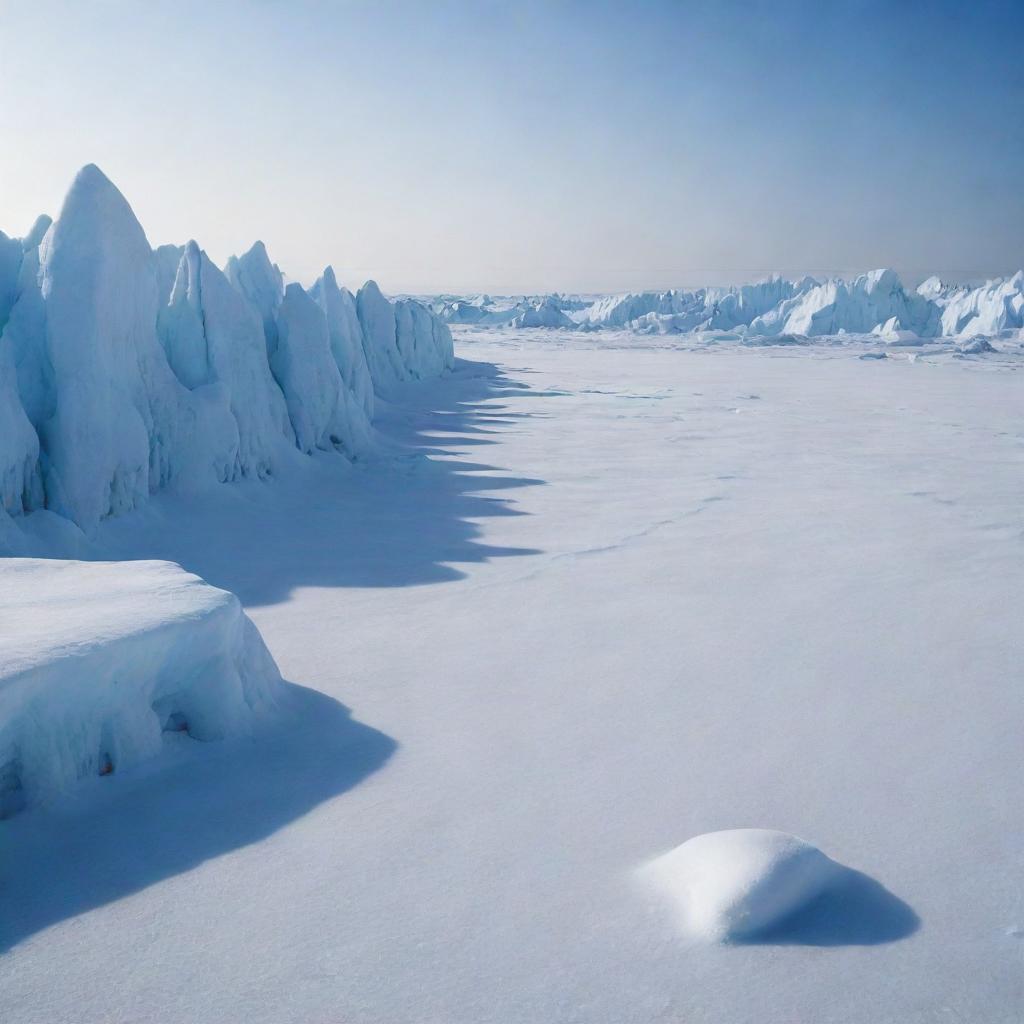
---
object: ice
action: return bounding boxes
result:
[158,241,296,476]
[274,282,372,456]
[224,241,284,357]
[510,295,576,328]
[8,164,239,529]
[356,279,408,391]
[395,297,455,377]
[937,270,1024,336]
[511,268,1024,340]
[0,165,453,545]
[639,829,843,941]
[0,558,281,815]
[0,343,40,517]
[310,266,375,420]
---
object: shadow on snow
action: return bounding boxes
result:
[0,683,396,955]
[96,357,550,607]
[745,868,920,947]
[0,358,553,953]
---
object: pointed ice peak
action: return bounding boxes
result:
[22,214,52,251]
[167,240,203,310]
[319,265,339,289]
[225,240,285,356]
[47,163,152,275]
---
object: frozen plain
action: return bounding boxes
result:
[2,327,1023,1023]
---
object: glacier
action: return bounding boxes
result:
[0,165,454,543]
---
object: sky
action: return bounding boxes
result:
[0,0,1021,295]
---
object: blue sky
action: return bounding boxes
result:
[1,0,1021,293]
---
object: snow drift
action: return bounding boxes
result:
[640,829,843,942]
[0,165,453,543]
[0,559,282,816]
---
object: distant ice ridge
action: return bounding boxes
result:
[0,559,282,816]
[0,165,454,541]
[447,270,1024,340]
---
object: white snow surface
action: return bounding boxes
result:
[0,559,281,815]
[639,829,842,941]
[1,327,1021,1022]
[0,165,452,542]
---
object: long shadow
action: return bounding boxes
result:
[0,357,552,953]
[744,868,920,946]
[0,683,396,954]
[96,357,552,607]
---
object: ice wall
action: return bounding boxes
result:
[0,165,453,541]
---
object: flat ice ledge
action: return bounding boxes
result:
[0,559,283,815]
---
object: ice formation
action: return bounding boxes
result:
[510,296,576,329]
[0,559,282,816]
[0,165,453,544]
[640,829,843,942]
[464,270,1024,340]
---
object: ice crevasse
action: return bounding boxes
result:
[0,164,454,541]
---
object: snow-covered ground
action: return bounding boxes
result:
[1,328,1022,1022]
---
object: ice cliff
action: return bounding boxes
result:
[0,165,454,541]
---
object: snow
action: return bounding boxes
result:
[0,558,281,815]
[639,829,843,941]
[1,327,1020,1021]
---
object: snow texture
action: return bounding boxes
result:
[640,829,842,941]
[0,558,281,816]
[0,165,452,543]
[1,331,1020,1022]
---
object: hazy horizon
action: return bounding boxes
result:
[2,0,1021,294]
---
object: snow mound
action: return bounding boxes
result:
[640,828,843,942]
[0,559,282,816]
